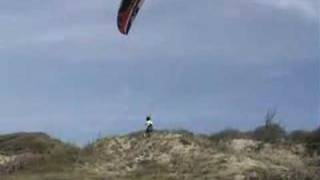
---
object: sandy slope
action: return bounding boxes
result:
[1,131,319,180]
[81,132,319,180]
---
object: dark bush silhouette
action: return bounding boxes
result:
[289,130,311,142]
[210,129,249,141]
[306,127,320,155]
[252,111,286,143]
[253,123,286,143]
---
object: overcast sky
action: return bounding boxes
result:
[0,0,319,144]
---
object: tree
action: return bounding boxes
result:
[253,110,286,143]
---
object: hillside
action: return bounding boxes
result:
[0,132,79,178]
[0,131,319,180]
[80,131,319,180]
[0,132,65,155]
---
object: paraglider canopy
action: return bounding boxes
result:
[117,0,145,35]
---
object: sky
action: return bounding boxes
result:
[0,0,319,144]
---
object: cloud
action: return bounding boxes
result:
[253,0,319,19]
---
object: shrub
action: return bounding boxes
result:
[252,123,286,143]
[209,129,248,141]
[306,127,320,155]
[252,110,286,143]
[288,130,312,143]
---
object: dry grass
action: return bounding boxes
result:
[0,130,319,180]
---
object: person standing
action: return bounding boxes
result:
[145,115,153,137]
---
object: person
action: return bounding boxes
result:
[145,115,153,137]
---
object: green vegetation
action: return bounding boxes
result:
[305,127,320,155]
[0,132,59,155]
[0,132,83,179]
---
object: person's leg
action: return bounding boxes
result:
[144,128,148,137]
[146,125,152,137]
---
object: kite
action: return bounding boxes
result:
[117,0,145,35]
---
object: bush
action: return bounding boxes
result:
[306,127,320,155]
[252,123,286,143]
[251,110,286,143]
[288,130,312,143]
[311,127,320,142]
[210,129,249,141]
